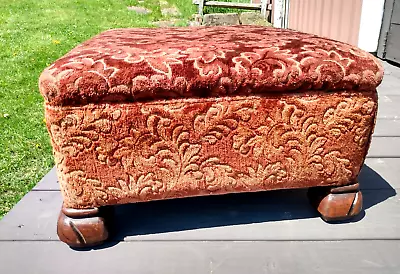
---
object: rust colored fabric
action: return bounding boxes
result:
[39,26,381,209]
[39,26,383,106]
[46,92,377,209]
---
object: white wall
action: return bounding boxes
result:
[358,0,385,52]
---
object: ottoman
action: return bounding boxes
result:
[39,26,383,247]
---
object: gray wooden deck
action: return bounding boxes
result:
[1,61,400,274]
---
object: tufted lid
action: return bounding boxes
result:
[39,26,383,106]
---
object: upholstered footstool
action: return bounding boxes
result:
[39,26,383,247]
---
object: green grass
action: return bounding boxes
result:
[0,0,196,219]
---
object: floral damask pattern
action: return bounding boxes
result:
[40,26,381,208]
[39,26,383,106]
[46,92,377,208]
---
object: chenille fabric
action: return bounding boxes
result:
[39,26,382,209]
[39,26,382,106]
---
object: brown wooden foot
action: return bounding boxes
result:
[308,182,363,222]
[57,206,110,248]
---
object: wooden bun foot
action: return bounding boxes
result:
[57,206,110,248]
[308,182,363,222]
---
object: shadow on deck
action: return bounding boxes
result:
[76,163,396,251]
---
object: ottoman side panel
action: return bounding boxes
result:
[44,91,377,209]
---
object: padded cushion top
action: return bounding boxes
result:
[39,26,383,106]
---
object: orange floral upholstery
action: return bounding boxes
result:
[39,26,382,209]
[39,26,382,106]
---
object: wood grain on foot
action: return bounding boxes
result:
[308,182,363,222]
[57,206,109,248]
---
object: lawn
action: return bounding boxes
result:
[0,0,197,218]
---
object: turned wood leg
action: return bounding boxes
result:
[57,205,110,248]
[308,182,363,222]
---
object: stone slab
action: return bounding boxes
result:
[239,11,272,26]
[126,6,151,14]
[203,13,240,26]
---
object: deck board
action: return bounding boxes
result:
[0,187,398,242]
[373,119,400,136]
[377,95,400,118]
[32,167,59,191]
[1,241,399,274]
[368,137,400,157]
[363,158,400,188]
